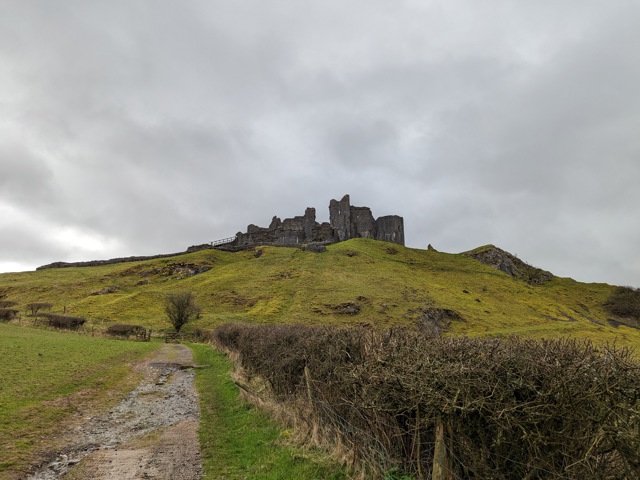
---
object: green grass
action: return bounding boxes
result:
[1,239,639,348]
[0,323,160,476]
[190,343,346,480]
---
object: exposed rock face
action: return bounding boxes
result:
[234,194,405,248]
[464,245,554,285]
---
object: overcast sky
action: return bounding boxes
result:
[1,1,639,286]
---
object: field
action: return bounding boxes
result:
[0,323,160,476]
[1,239,638,348]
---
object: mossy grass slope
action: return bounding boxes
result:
[1,239,638,347]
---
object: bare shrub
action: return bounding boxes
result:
[0,308,18,322]
[106,323,146,338]
[213,324,640,479]
[0,300,17,308]
[41,313,86,330]
[349,334,640,479]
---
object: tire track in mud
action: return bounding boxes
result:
[26,344,203,480]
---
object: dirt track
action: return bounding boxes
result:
[25,344,203,480]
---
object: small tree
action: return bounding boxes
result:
[164,291,199,333]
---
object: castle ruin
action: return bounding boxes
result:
[233,194,404,247]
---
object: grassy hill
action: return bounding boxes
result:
[1,239,638,348]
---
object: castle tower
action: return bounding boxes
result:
[375,215,405,245]
[329,194,352,241]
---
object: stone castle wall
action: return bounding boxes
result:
[234,194,404,247]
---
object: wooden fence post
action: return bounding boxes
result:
[432,417,453,480]
[416,407,424,479]
[304,366,313,403]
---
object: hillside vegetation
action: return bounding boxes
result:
[1,239,638,347]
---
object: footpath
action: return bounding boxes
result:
[26,344,203,480]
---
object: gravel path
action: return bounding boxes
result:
[25,344,203,480]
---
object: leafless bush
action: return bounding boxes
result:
[213,324,640,479]
[0,300,17,308]
[105,323,146,338]
[349,334,640,479]
[0,308,18,322]
[40,313,86,330]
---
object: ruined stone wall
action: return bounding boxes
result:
[349,206,376,239]
[375,215,405,245]
[312,222,333,242]
[236,208,329,247]
[232,195,404,247]
[329,195,352,242]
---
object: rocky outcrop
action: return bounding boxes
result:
[234,194,405,248]
[464,245,554,285]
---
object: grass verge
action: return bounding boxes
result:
[0,324,161,478]
[190,343,346,480]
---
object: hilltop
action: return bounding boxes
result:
[1,238,639,348]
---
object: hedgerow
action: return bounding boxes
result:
[0,308,18,322]
[40,313,86,330]
[213,323,640,479]
[105,323,146,338]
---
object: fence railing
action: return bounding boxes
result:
[210,236,236,247]
[165,332,180,343]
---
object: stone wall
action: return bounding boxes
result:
[329,195,352,242]
[350,206,376,239]
[375,215,405,245]
[233,194,405,247]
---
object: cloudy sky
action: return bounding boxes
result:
[1,1,639,286]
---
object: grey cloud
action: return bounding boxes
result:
[0,1,639,286]
[0,145,56,206]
